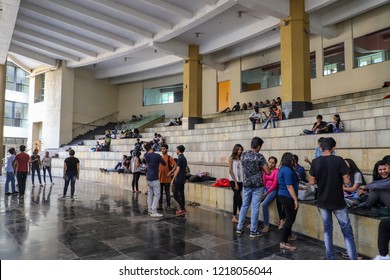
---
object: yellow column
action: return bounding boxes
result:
[0,64,6,171]
[182,45,202,129]
[280,0,312,118]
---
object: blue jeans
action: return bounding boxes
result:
[237,187,263,233]
[318,207,358,260]
[5,172,16,193]
[262,188,277,226]
[63,175,77,197]
[263,118,276,129]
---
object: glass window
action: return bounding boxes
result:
[323,43,345,76]
[3,101,28,128]
[5,62,30,93]
[143,84,183,106]
[241,62,281,92]
[310,52,316,79]
[354,27,390,68]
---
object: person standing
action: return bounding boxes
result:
[131,152,142,193]
[309,137,358,260]
[236,137,270,238]
[13,145,30,199]
[61,149,80,202]
[277,153,299,251]
[30,149,43,187]
[171,145,188,216]
[228,144,243,223]
[373,218,390,260]
[42,151,54,184]
[158,144,177,211]
[144,142,166,217]
[5,148,17,196]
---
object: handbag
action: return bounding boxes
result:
[298,182,317,201]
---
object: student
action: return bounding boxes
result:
[231,102,241,111]
[302,115,328,135]
[30,149,43,187]
[236,137,270,238]
[248,106,262,130]
[293,154,307,182]
[171,145,188,216]
[278,153,299,251]
[228,144,243,223]
[261,156,279,233]
[131,152,142,193]
[263,106,279,129]
[144,142,166,217]
[158,144,177,210]
[342,158,366,207]
[327,114,344,133]
[5,148,17,195]
[61,149,80,202]
[42,151,54,184]
[13,145,30,199]
[373,218,390,260]
[309,137,358,260]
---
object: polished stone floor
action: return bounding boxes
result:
[0,177,354,260]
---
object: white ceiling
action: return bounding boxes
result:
[1,0,389,84]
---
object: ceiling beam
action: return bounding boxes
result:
[13,26,97,57]
[66,42,151,68]
[213,31,280,63]
[155,0,237,42]
[152,40,188,58]
[305,0,338,12]
[12,35,80,61]
[321,0,390,26]
[46,0,153,38]
[7,53,32,73]
[201,55,225,71]
[309,14,338,39]
[86,0,172,29]
[17,15,115,52]
[201,0,219,5]
[95,55,183,79]
[200,16,280,54]
[140,0,193,19]
[111,63,183,85]
[238,0,289,19]
[9,44,57,67]
[20,2,133,45]
[0,0,21,64]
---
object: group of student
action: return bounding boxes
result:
[302,114,344,135]
[223,97,282,113]
[227,136,390,259]
[4,145,79,202]
[248,104,283,130]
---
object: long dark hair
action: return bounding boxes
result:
[345,158,366,185]
[280,152,298,180]
[373,160,388,181]
[231,144,243,160]
[334,114,341,128]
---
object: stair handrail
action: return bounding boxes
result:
[72,111,119,132]
[121,110,165,130]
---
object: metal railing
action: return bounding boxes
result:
[121,110,165,130]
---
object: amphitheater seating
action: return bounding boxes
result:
[50,86,390,257]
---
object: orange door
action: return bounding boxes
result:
[218,80,230,112]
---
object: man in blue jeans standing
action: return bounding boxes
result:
[309,137,358,260]
[236,137,270,237]
[61,149,80,202]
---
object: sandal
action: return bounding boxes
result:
[280,242,297,251]
[232,216,238,223]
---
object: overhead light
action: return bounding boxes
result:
[195,32,202,38]
[124,57,131,62]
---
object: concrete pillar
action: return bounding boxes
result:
[182,45,202,130]
[280,0,312,119]
[0,64,6,171]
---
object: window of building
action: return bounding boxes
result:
[5,62,30,93]
[4,101,28,128]
[40,74,45,102]
[241,62,281,92]
[34,74,45,103]
[143,84,183,106]
[354,27,390,68]
[323,43,345,76]
[310,51,316,79]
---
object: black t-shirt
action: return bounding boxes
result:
[64,157,80,177]
[310,155,350,209]
[174,154,187,185]
[30,154,40,168]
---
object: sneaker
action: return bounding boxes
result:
[278,219,285,230]
[12,191,19,196]
[150,212,163,217]
[249,231,262,238]
[373,254,390,260]
[70,197,75,202]
[236,229,244,235]
[288,235,297,241]
[58,196,66,201]
[280,242,297,251]
[176,210,186,216]
[5,192,12,196]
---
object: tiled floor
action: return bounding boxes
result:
[0,177,352,260]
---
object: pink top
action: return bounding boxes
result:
[263,168,279,194]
